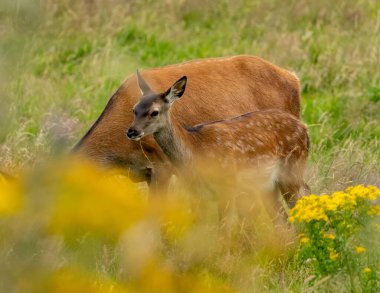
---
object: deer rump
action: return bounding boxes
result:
[73,55,301,194]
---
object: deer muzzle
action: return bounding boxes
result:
[126,128,144,141]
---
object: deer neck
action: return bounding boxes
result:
[153,115,192,167]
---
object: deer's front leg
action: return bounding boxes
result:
[147,165,172,197]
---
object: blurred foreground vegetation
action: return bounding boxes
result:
[0,0,380,291]
[1,160,379,292]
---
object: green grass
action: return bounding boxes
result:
[0,0,380,291]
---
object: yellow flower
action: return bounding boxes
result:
[363,267,372,273]
[368,205,380,216]
[49,161,148,239]
[300,237,310,244]
[289,185,380,224]
[329,251,339,261]
[326,201,338,211]
[355,246,366,254]
[367,185,380,200]
[346,185,380,201]
[323,233,335,240]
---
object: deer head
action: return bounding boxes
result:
[127,71,187,141]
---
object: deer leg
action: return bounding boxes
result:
[218,193,234,228]
[213,178,237,249]
[217,192,234,250]
[148,167,172,197]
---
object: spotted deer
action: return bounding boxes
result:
[73,55,302,195]
[127,72,309,210]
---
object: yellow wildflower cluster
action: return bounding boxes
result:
[346,185,380,201]
[289,185,379,284]
[289,185,380,223]
[49,160,193,241]
[42,265,235,293]
[49,161,147,239]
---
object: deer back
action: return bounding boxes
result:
[184,109,309,168]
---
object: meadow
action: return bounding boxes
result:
[0,0,380,292]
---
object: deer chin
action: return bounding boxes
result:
[128,132,145,141]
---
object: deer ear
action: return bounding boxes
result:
[164,76,187,104]
[136,69,153,95]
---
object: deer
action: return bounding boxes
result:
[73,55,302,195]
[127,71,310,222]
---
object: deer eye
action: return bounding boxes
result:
[151,111,159,117]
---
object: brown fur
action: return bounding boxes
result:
[185,110,309,207]
[73,55,301,194]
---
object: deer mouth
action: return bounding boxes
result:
[129,134,143,141]
[126,129,145,141]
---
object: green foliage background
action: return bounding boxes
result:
[0,0,379,193]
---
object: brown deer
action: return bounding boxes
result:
[73,55,302,195]
[127,72,309,210]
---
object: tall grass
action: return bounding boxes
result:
[1,159,379,292]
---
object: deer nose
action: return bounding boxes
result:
[126,128,138,139]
